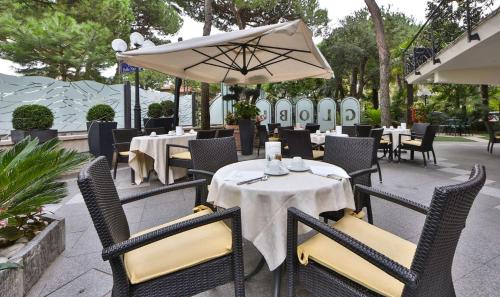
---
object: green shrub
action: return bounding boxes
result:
[12,104,54,130]
[160,100,175,117]
[86,104,115,122]
[362,108,381,126]
[147,103,163,118]
[233,101,260,120]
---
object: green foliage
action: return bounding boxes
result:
[225,112,238,125]
[362,107,381,126]
[147,103,163,118]
[233,101,260,120]
[131,0,182,41]
[86,104,115,122]
[12,105,54,130]
[0,138,89,245]
[160,100,175,117]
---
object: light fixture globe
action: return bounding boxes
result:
[111,39,127,53]
[142,40,155,48]
[130,32,145,48]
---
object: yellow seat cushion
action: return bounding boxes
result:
[124,207,232,284]
[297,215,416,297]
[118,151,130,157]
[401,139,422,147]
[269,136,280,141]
[495,136,500,140]
[171,151,191,160]
[312,150,324,159]
[380,139,390,145]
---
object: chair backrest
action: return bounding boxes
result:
[355,124,373,137]
[278,126,294,140]
[196,130,217,139]
[411,123,430,137]
[268,123,281,134]
[405,164,486,296]
[77,157,130,249]
[369,128,384,165]
[189,137,238,175]
[112,129,139,151]
[287,130,314,159]
[257,125,269,144]
[420,125,438,150]
[341,126,356,137]
[305,123,320,134]
[216,129,234,138]
[145,127,166,135]
[164,117,174,131]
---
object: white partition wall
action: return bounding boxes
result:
[209,94,224,125]
[256,99,272,126]
[274,99,293,127]
[340,97,361,126]
[295,98,314,126]
[317,98,336,131]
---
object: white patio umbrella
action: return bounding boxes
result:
[116,19,333,84]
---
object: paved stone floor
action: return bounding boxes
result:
[27,140,500,297]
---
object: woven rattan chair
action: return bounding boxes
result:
[112,128,139,181]
[286,130,324,160]
[342,126,356,137]
[369,128,384,183]
[278,126,294,157]
[145,127,166,135]
[398,125,438,167]
[355,124,373,137]
[321,136,376,223]
[268,123,281,135]
[380,132,393,160]
[77,157,245,297]
[485,122,500,154]
[216,129,234,138]
[287,164,486,297]
[256,125,269,156]
[305,123,320,133]
[196,130,217,139]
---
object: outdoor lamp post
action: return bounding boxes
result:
[111,32,155,131]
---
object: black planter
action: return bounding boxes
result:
[239,119,255,155]
[87,121,117,166]
[11,129,58,144]
[143,117,174,131]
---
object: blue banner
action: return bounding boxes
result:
[120,63,141,73]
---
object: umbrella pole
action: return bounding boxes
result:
[174,77,182,127]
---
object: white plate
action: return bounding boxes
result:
[264,167,290,176]
[287,165,310,172]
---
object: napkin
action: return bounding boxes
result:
[224,170,264,182]
[309,165,350,179]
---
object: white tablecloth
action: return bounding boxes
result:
[310,132,348,144]
[207,159,355,271]
[128,133,197,185]
[383,128,411,151]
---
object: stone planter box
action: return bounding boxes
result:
[143,117,174,132]
[87,121,117,166]
[11,129,58,144]
[0,215,65,297]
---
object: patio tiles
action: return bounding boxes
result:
[452,174,496,185]
[438,167,474,175]
[45,269,112,297]
[479,185,500,199]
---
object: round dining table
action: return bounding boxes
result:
[207,158,355,272]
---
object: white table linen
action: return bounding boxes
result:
[128,133,197,185]
[207,159,355,271]
[310,132,348,144]
[383,128,411,151]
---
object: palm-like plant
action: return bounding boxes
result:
[0,138,90,244]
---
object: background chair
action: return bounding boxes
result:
[216,129,234,138]
[369,128,384,183]
[305,123,320,133]
[277,126,294,157]
[341,125,356,137]
[398,125,438,167]
[411,122,430,138]
[77,157,245,297]
[145,127,166,135]
[379,132,393,160]
[355,124,373,137]
[196,129,217,139]
[321,136,376,223]
[286,130,324,160]
[485,122,500,154]
[256,125,269,156]
[268,123,281,135]
[112,128,139,181]
[287,164,485,297]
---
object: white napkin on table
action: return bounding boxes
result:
[309,165,350,179]
[224,170,264,182]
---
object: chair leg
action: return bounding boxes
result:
[376,160,382,183]
[257,145,260,156]
[491,142,495,154]
[112,153,118,179]
[427,151,430,159]
[130,169,135,184]
[410,150,414,160]
[432,149,437,165]
[398,145,402,162]
[487,141,491,152]
[366,203,374,224]
[422,151,427,167]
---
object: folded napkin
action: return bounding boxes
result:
[309,165,350,179]
[224,170,264,182]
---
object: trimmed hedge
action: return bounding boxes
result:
[147,103,163,118]
[12,104,54,130]
[160,100,175,117]
[87,104,115,122]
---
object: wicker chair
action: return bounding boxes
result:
[278,126,294,157]
[411,123,430,138]
[196,130,217,139]
[287,164,486,297]
[286,130,324,160]
[369,128,384,183]
[268,123,281,135]
[112,128,139,181]
[355,124,373,137]
[145,127,166,135]
[485,122,500,154]
[77,157,245,297]
[380,132,393,160]
[216,129,234,138]
[321,136,376,223]
[256,125,269,156]
[341,126,356,137]
[398,125,438,167]
[305,123,320,133]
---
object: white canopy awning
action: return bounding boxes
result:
[117,20,333,84]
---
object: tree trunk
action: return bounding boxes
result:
[406,83,414,124]
[200,0,213,130]
[357,57,367,98]
[350,67,358,97]
[365,0,391,127]
[481,84,489,122]
[230,2,245,29]
[372,88,379,109]
[336,76,345,98]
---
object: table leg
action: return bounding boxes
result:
[244,256,266,281]
[273,264,282,297]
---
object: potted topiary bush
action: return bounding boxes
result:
[0,138,89,296]
[86,104,117,165]
[234,101,260,155]
[11,104,57,144]
[143,101,174,132]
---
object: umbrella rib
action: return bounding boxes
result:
[216,46,242,71]
[203,61,239,71]
[191,48,239,70]
[222,46,244,82]
[184,45,240,71]
[251,53,273,76]
[232,43,311,53]
[247,50,293,72]
[253,46,324,70]
[246,36,262,68]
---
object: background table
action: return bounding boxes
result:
[128,133,197,185]
[310,132,348,144]
[207,159,355,271]
[383,128,411,151]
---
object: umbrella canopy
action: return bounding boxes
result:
[117,20,333,84]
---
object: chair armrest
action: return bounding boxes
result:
[102,206,241,261]
[355,185,429,215]
[113,142,131,152]
[382,133,393,142]
[120,179,207,205]
[312,143,325,149]
[188,169,215,179]
[348,167,377,179]
[287,207,418,288]
[166,144,189,157]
